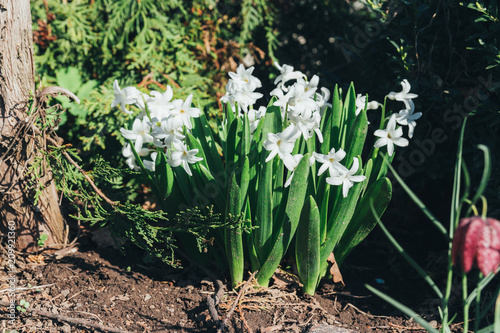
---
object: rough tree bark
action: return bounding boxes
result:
[0,0,65,250]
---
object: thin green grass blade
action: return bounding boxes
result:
[468,144,492,211]
[369,200,444,299]
[450,117,468,233]
[385,157,447,238]
[495,292,500,333]
[365,284,440,333]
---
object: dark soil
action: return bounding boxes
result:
[0,220,466,333]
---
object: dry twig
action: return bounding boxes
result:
[0,300,132,333]
[218,271,257,333]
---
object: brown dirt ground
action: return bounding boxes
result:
[1,224,465,333]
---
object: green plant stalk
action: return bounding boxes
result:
[467,144,492,217]
[495,292,500,333]
[385,160,447,238]
[366,284,440,333]
[371,201,444,299]
[442,118,469,330]
[475,273,482,333]
[463,273,470,333]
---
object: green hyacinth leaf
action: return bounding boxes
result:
[185,132,210,171]
[225,169,244,288]
[344,110,368,169]
[193,109,225,176]
[335,177,392,266]
[254,147,274,264]
[318,174,364,277]
[154,150,174,200]
[330,85,342,150]
[256,153,311,287]
[295,195,321,295]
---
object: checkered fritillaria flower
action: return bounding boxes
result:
[451,216,500,276]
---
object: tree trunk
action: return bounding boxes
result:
[0,0,65,251]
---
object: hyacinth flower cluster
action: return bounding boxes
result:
[112,63,420,294]
[113,82,203,176]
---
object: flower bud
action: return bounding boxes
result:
[451,216,500,276]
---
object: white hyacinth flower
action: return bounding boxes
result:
[273,62,305,90]
[395,108,422,139]
[326,157,366,198]
[120,117,154,152]
[313,148,348,177]
[167,141,203,176]
[143,152,158,172]
[284,154,304,188]
[355,94,381,116]
[111,80,142,115]
[387,79,418,110]
[146,87,174,120]
[263,125,298,170]
[121,143,153,171]
[170,95,200,129]
[150,116,185,148]
[228,64,262,91]
[374,114,409,156]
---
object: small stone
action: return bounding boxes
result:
[144,294,151,302]
[61,289,70,298]
[307,324,356,333]
[429,320,438,328]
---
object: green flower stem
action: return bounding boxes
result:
[385,160,447,238]
[463,273,470,333]
[441,246,454,333]
[365,284,440,333]
[379,96,387,130]
[495,293,500,333]
[372,203,443,300]
[474,273,482,332]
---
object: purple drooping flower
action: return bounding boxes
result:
[452,216,500,276]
